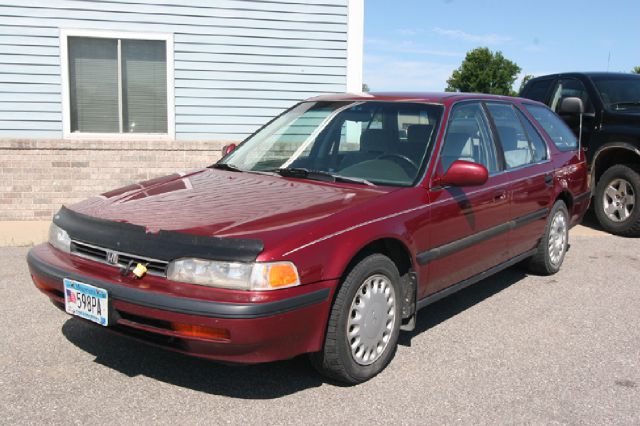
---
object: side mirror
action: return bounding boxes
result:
[559,97,584,115]
[439,160,489,187]
[221,143,237,156]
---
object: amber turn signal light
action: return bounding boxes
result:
[171,323,230,341]
[267,263,299,288]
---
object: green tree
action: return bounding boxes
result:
[632,66,640,74]
[445,47,522,96]
[362,83,370,92]
[518,74,534,94]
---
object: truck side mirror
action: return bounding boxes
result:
[558,97,585,160]
[559,97,584,115]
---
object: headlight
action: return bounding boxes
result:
[166,259,300,291]
[48,223,71,253]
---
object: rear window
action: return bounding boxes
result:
[523,104,577,152]
[521,79,553,102]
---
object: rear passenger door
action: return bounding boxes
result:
[485,102,554,257]
[423,102,511,298]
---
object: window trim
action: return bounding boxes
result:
[60,28,175,140]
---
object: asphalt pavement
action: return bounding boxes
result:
[1,217,638,425]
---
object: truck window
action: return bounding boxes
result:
[549,79,594,113]
[522,79,553,102]
[592,76,640,111]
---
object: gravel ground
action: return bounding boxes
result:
[1,222,638,425]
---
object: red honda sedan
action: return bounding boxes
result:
[28,93,590,384]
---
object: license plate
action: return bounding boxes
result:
[64,279,109,326]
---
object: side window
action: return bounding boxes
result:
[440,103,499,174]
[522,79,553,102]
[515,108,548,163]
[523,104,578,151]
[486,103,534,169]
[549,79,593,113]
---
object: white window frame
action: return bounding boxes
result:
[346,0,364,93]
[60,28,175,140]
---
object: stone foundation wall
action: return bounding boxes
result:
[0,138,230,221]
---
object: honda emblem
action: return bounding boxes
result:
[105,250,119,265]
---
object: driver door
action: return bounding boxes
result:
[420,102,511,299]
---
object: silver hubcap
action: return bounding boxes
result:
[548,210,568,266]
[346,274,396,366]
[603,178,635,222]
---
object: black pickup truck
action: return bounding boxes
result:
[520,72,640,236]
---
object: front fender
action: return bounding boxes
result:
[282,214,420,284]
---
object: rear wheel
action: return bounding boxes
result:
[527,200,569,275]
[310,254,401,384]
[594,165,640,237]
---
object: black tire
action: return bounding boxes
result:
[310,254,402,384]
[527,200,569,275]
[594,164,640,237]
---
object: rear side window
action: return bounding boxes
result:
[515,108,548,163]
[523,104,578,152]
[522,79,553,102]
[486,103,538,169]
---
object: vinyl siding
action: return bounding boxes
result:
[0,0,351,140]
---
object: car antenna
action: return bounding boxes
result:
[578,110,583,161]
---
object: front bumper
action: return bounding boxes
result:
[27,244,335,364]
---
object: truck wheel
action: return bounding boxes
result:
[594,165,640,237]
[310,254,401,384]
[527,200,569,275]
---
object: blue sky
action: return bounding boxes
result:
[363,0,640,92]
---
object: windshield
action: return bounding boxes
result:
[219,101,443,187]
[592,76,640,111]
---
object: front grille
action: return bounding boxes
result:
[71,240,169,277]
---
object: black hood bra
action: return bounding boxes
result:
[53,206,264,263]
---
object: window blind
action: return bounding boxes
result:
[122,40,168,134]
[68,37,119,133]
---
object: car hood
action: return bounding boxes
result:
[69,168,393,240]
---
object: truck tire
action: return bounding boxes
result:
[594,164,640,237]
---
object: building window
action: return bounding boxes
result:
[61,30,174,138]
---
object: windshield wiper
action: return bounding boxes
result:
[210,162,243,172]
[271,167,375,186]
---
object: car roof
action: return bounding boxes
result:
[305,92,530,105]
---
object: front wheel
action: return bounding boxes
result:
[310,254,401,384]
[594,164,640,237]
[527,200,569,275]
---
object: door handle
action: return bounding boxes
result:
[493,190,507,202]
[544,174,553,186]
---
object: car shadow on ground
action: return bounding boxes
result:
[399,266,527,347]
[62,265,529,398]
